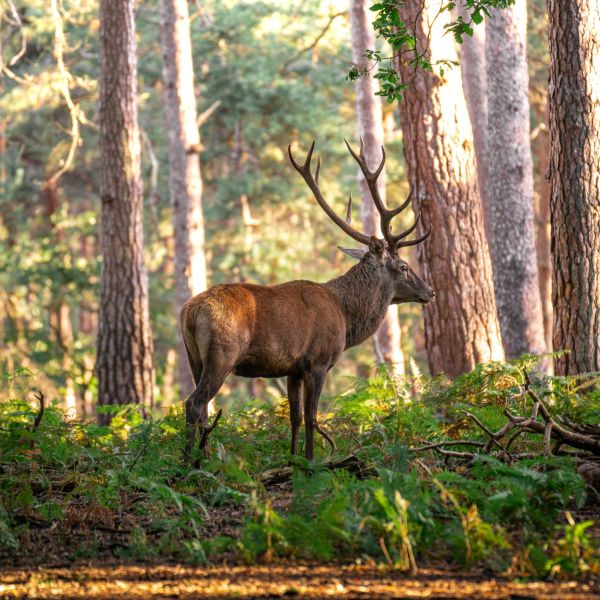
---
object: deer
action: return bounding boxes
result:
[180,140,435,463]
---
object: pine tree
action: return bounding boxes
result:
[96,0,154,422]
[160,0,208,395]
[396,0,504,377]
[485,0,546,358]
[548,0,600,374]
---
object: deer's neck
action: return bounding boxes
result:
[326,260,394,350]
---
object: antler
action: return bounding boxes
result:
[288,141,371,246]
[344,138,431,251]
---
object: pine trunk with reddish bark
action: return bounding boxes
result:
[533,114,553,355]
[396,0,504,377]
[96,0,154,422]
[350,0,404,375]
[160,0,208,396]
[548,0,600,375]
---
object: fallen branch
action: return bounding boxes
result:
[199,409,223,451]
[410,370,600,464]
[259,453,374,486]
[27,390,46,450]
[31,390,45,433]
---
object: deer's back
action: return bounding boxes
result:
[181,281,346,377]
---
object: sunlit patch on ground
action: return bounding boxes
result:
[1,564,599,599]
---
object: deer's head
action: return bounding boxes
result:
[289,139,435,305]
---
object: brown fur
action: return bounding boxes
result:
[181,246,434,461]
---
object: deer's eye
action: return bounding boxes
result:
[400,264,409,273]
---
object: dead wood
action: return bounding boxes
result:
[409,370,600,465]
[259,453,374,486]
[23,390,46,450]
[31,390,45,433]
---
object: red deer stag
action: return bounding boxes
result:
[181,140,434,462]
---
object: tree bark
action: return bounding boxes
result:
[396,0,505,378]
[349,0,404,376]
[533,114,553,355]
[456,4,490,232]
[485,0,546,358]
[96,0,154,422]
[160,0,208,396]
[548,0,600,375]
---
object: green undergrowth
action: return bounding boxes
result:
[1,356,599,578]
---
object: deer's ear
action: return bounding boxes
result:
[368,236,385,256]
[338,246,367,261]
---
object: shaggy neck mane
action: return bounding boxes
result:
[325,258,394,350]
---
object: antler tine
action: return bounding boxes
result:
[396,226,431,248]
[346,192,353,224]
[373,145,386,180]
[288,141,370,246]
[344,139,388,212]
[315,155,321,184]
[345,139,397,248]
[389,185,414,217]
[345,140,430,251]
[391,211,421,242]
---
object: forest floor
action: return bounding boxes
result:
[2,482,599,599]
[3,363,600,598]
[2,562,600,599]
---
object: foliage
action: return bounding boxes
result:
[348,0,515,103]
[1,359,598,578]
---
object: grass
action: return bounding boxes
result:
[0,357,599,578]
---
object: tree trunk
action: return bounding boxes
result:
[160,0,208,397]
[396,0,505,378]
[456,4,490,233]
[41,178,78,417]
[548,0,600,375]
[533,114,553,355]
[485,1,546,359]
[96,0,154,422]
[349,0,404,376]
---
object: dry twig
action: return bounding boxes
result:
[410,370,600,464]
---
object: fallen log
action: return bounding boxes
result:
[410,370,600,463]
[259,453,374,486]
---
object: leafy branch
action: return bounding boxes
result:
[348,0,515,103]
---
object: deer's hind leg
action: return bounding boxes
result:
[184,345,203,387]
[302,369,327,461]
[287,376,303,456]
[185,351,233,463]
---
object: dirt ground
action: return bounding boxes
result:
[2,474,599,599]
[1,563,599,600]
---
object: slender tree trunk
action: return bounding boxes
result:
[456,4,490,231]
[396,0,504,378]
[350,0,404,376]
[485,1,546,359]
[41,179,78,416]
[78,208,97,417]
[160,0,208,396]
[533,115,553,354]
[548,0,600,375]
[96,0,154,422]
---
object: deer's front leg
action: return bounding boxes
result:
[302,369,326,461]
[287,376,303,455]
